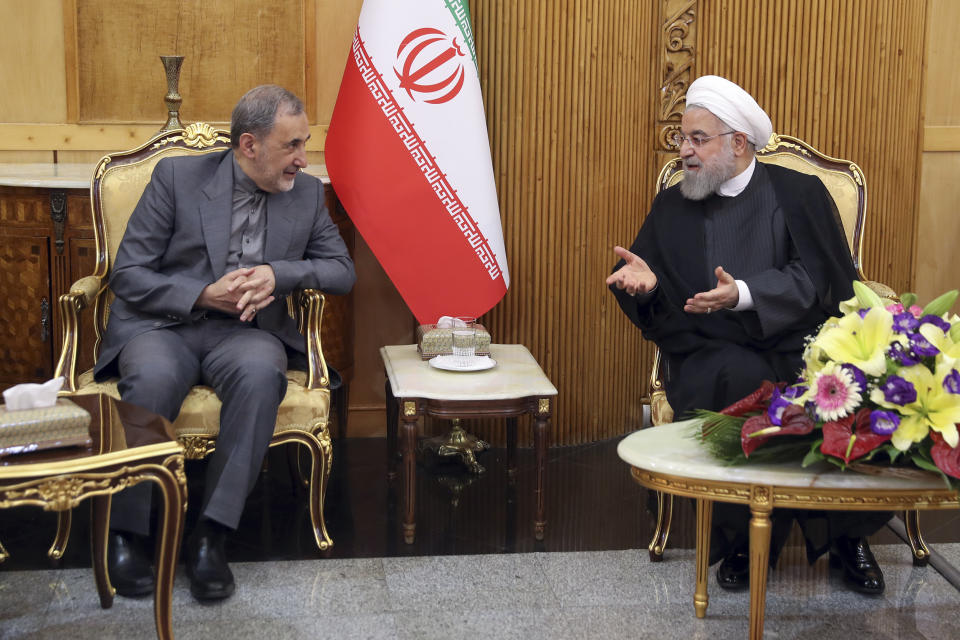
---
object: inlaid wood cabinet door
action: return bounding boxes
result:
[0,234,53,386]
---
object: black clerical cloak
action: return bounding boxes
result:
[611,163,857,359]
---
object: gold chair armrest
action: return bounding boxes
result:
[649,347,674,425]
[55,276,108,392]
[862,279,898,302]
[294,289,331,390]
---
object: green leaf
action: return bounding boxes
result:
[853,280,884,309]
[899,292,917,309]
[921,289,959,318]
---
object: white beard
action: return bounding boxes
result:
[680,143,737,201]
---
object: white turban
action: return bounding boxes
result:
[685,76,773,148]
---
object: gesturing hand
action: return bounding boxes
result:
[684,266,739,314]
[606,246,657,296]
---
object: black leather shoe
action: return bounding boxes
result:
[185,522,235,601]
[716,547,750,591]
[107,530,155,597]
[830,536,885,595]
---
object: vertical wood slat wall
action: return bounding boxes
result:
[464,0,926,446]
[468,0,657,445]
[697,0,926,292]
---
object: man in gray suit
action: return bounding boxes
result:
[95,85,355,601]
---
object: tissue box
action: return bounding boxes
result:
[0,398,92,458]
[417,323,492,360]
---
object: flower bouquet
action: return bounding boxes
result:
[694,281,960,491]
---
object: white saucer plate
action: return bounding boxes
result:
[428,355,497,372]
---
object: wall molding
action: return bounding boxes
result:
[0,124,328,152]
[923,126,960,152]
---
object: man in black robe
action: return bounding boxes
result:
[608,75,890,594]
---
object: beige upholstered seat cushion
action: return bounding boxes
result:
[75,369,330,439]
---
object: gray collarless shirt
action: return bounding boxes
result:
[227,156,267,272]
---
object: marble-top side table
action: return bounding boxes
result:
[618,421,960,640]
[381,344,558,544]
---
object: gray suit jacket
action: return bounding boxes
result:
[94,149,356,379]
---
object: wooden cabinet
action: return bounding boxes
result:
[0,182,97,391]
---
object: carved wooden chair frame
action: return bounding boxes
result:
[50,123,335,556]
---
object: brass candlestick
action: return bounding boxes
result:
[158,55,185,133]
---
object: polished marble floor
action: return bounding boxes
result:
[2,435,959,638]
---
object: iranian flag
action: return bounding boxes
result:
[325,0,509,324]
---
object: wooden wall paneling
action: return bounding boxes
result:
[75,1,306,123]
[915,0,960,310]
[468,0,656,445]
[695,0,926,294]
[0,0,68,123]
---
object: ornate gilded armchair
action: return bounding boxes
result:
[53,124,335,553]
[645,133,928,564]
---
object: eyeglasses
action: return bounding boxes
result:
[671,130,736,149]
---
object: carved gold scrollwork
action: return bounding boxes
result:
[403,401,417,417]
[149,122,229,151]
[179,435,214,459]
[538,398,550,415]
[0,472,151,512]
[658,0,698,141]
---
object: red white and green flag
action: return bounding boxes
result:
[325,0,509,324]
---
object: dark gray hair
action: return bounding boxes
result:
[230,85,305,147]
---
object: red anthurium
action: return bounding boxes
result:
[741,413,775,457]
[930,432,960,480]
[740,404,815,458]
[821,409,890,463]
[722,380,785,417]
[778,404,817,435]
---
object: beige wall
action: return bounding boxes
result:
[916,0,960,311]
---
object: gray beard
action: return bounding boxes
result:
[680,146,737,201]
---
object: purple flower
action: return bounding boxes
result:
[857,308,870,319]
[888,341,920,366]
[784,384,807,399]
[944,369,960,395]
[840,364,866,393]
[919,314,951,332]
[870,410,900,435]
[909,333,940,358]
[892,312,920,334]
[767,388,791,425]
[881,375,917,405]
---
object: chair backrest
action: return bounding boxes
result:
[656,133,867,277]
[649,133,867,424]
[89,123,231,335]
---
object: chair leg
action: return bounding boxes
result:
[294,433,333,551]
[48,509,73,561]
[903,509,930,567]
[0,538,8,563]
[648,490,673,562]
[286,445,309,493]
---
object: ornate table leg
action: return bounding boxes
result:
[48,509,72,560]
[91,495,114,609]
[533,398,551,540]
[385,378,399,480]
[506,417,518,479]
[748,486,773,640]
[694,498,712,618]
[153,455,187,640]
[904,509,930,566]
[401,400,419,544]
